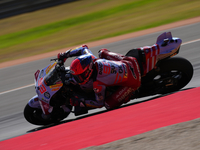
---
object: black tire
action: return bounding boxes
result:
[152,57,193,94]
[24,104,72,126]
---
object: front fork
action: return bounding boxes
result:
[28,95,71,116]
[28,95,52,115]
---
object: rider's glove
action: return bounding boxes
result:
[57,52,67,63]
[82,44,89,49]
[57,50,71,63]
[70,96,85,107]
[70,98,79,106]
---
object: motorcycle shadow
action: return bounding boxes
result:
[27,87,195,133]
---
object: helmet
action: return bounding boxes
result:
[70,54,94,85]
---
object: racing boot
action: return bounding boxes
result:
[70,96,88,116]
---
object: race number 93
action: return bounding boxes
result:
[39,84,46,94]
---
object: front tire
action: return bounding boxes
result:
[24,104,72,126]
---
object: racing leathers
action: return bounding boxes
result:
[58,44,158,109]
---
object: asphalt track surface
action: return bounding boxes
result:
[1,87,200,150]
[0,22,200,142]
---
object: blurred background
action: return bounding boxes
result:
[0,0,200,63]
[0,0,76,19]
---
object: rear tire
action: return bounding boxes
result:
[145,57,193,94]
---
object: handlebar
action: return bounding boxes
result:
[50,58,58,61]
[50,58,65,66]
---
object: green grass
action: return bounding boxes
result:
[0,0,200,63]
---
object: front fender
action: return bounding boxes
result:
[28,95,41,109]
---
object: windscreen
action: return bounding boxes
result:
[44,68,62,86]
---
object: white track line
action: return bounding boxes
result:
[0,84,34,95]
[0,38,200,95]
[182,38,200,45]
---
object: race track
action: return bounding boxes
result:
[0,22,200,141]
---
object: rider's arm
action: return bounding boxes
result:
[81,65,106,108]
[84,81,106,108]
[67,45,93,57]
[70,65,106,108]
[69,83,106,108]
[58,45,94,62]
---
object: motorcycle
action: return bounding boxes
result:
[24,32,193,125]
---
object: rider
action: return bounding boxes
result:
[57,44,159,110]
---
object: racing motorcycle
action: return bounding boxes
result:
[24,32,193,125]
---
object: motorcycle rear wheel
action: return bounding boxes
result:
[145,57,193,94]
[24,104,72,125]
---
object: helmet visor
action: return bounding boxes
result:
[73,69,91,83]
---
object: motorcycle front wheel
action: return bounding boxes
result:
[24,104,72,126]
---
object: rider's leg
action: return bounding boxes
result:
[104,56,141,109]
[104,86,134,110]
[98,48,124,61]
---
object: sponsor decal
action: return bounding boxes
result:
[44,92,50,99]
[49,83,63,89]
[49,83,63,91]
[51,88,60,91]
[99,60,123,75]
[38,77,43,86]
[93,81,103,93]
[99,62,103,75]
[117,87,133,102]
[111,65,117,74]
[41,98,49,103]
[43,103,49,109]
[103,62,110,74]
[118,65,123,74]
[45,62,56,74]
